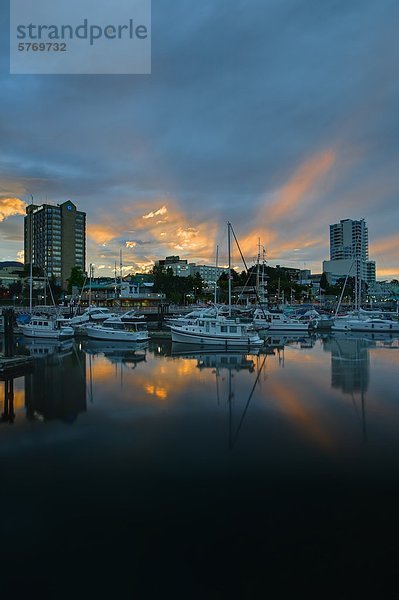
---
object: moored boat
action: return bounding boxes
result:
[253,308,309,331]
[67,306,118,326]
[19,316,74,339]
[168,313,264,347]
[345,318,399,333]
[84,315,149,342]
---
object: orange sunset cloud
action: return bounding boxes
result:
[0,197,27,221]
[266,149,336,224]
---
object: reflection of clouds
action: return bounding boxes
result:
[267,379,335,452]
[88,351,261,408]
[0,387,25,411]
[369,347,399,368]
[144,384,168,401]
[85,340,399,452]
[89,354,201,406]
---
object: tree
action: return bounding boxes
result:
[319,272,329,292]
[192,272,204,297]
[67,267,85,294]
[8,281,23,298]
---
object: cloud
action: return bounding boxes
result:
[142,206,168,220]
[87,224,118,245]
[0,1,398,279]
[0,197,26,222]
[265,150,336,224]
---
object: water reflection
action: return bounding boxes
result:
[1,331,398,436]
[262,332,317,349]
[20,338,74,360]
[84,339,148,367]
[25,342,87,423]
[0,338,87,424]
[1,331,399,598]
[1,379,15,424]
[323,333,369,395]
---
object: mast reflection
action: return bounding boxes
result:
[172,343,267,448]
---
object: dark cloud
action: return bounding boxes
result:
[0,0,398,275]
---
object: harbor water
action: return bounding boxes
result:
[1,332,399,598]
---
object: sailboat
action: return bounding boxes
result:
[331,256,399,333]
[168,223,264,348]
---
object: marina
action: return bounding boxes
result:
[1,3,399,594]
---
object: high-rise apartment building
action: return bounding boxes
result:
[329,218,369,261]
[24,200,86,290]
[323,218,376,285]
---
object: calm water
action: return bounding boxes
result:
[1,332,399,598]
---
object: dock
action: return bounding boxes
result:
[0,356,34,379]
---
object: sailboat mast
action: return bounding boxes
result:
[88,263,93,306]
[214,244,219,305]
[256,238,260,296]
[29,195,33,313]
[228,222,232,316]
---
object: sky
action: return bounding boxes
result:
[1,0,399,279]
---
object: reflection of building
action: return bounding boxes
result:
[24,346,87,422]
[323,218,376,285]
[25,201,86,290]
[323,335,369,394]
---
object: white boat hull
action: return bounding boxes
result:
[332,318,399,333]
[85,326,149,342]
[20,325,74,339]
[170,326,263,347]
[348,322,399,333]
[264,322,309,332]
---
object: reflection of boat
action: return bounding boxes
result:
[171,345,257,372]
[265,333,316,349]
[83,339,148,366]
[329,330,399,346]
[22,338,74,358]
[84,339,149,353]
[19,316,74,339]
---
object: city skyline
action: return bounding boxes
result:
[1,1,399,279]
